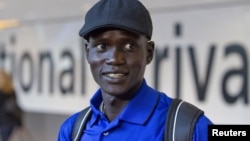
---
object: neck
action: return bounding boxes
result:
[101,99,128,122]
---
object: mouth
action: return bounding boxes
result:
[104,73,128,78]
[103,72,128,79]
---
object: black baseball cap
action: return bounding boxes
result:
[79,0,153,40]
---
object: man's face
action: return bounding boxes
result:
[86,28,154,98]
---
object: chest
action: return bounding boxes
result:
[81,111,166,141]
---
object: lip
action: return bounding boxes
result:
[102,71,129,83]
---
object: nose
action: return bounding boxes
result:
[105,48,125,65]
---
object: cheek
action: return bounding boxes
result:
[89,63,102,84]
[87,50,103,66]
[87,55,104,79]
[88,59,101,75]
[128,54,147,66]
[87,55,104,69]
[128,57,147,75]
[134,54,148,70]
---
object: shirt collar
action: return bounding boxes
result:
[89,79,160,125]
[89,89,103,126]
[119,80,160,125]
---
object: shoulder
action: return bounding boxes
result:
[157,92,173,107]
[57,111,80,141]
[193,113,213,141]
[196,114,213,129]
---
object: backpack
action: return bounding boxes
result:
[71,98,204,141]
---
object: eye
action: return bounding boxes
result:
[95,43,107,51]
[123,42,136,51]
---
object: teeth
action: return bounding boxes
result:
[106,73,124,78]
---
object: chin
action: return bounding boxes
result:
[103,86,128,96]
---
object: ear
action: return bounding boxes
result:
[84,40,90,60]
[146,41,155,64]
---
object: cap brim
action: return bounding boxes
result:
[79,24,149,40]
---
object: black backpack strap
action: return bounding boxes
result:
[165,98,204,141]
[71,106,92,141]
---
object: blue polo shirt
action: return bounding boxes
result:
[58,80,213,141]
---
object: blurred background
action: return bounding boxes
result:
[0,0,250,140]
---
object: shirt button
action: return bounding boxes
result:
[103,132,109,136]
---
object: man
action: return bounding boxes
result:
[58,0,213,140]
